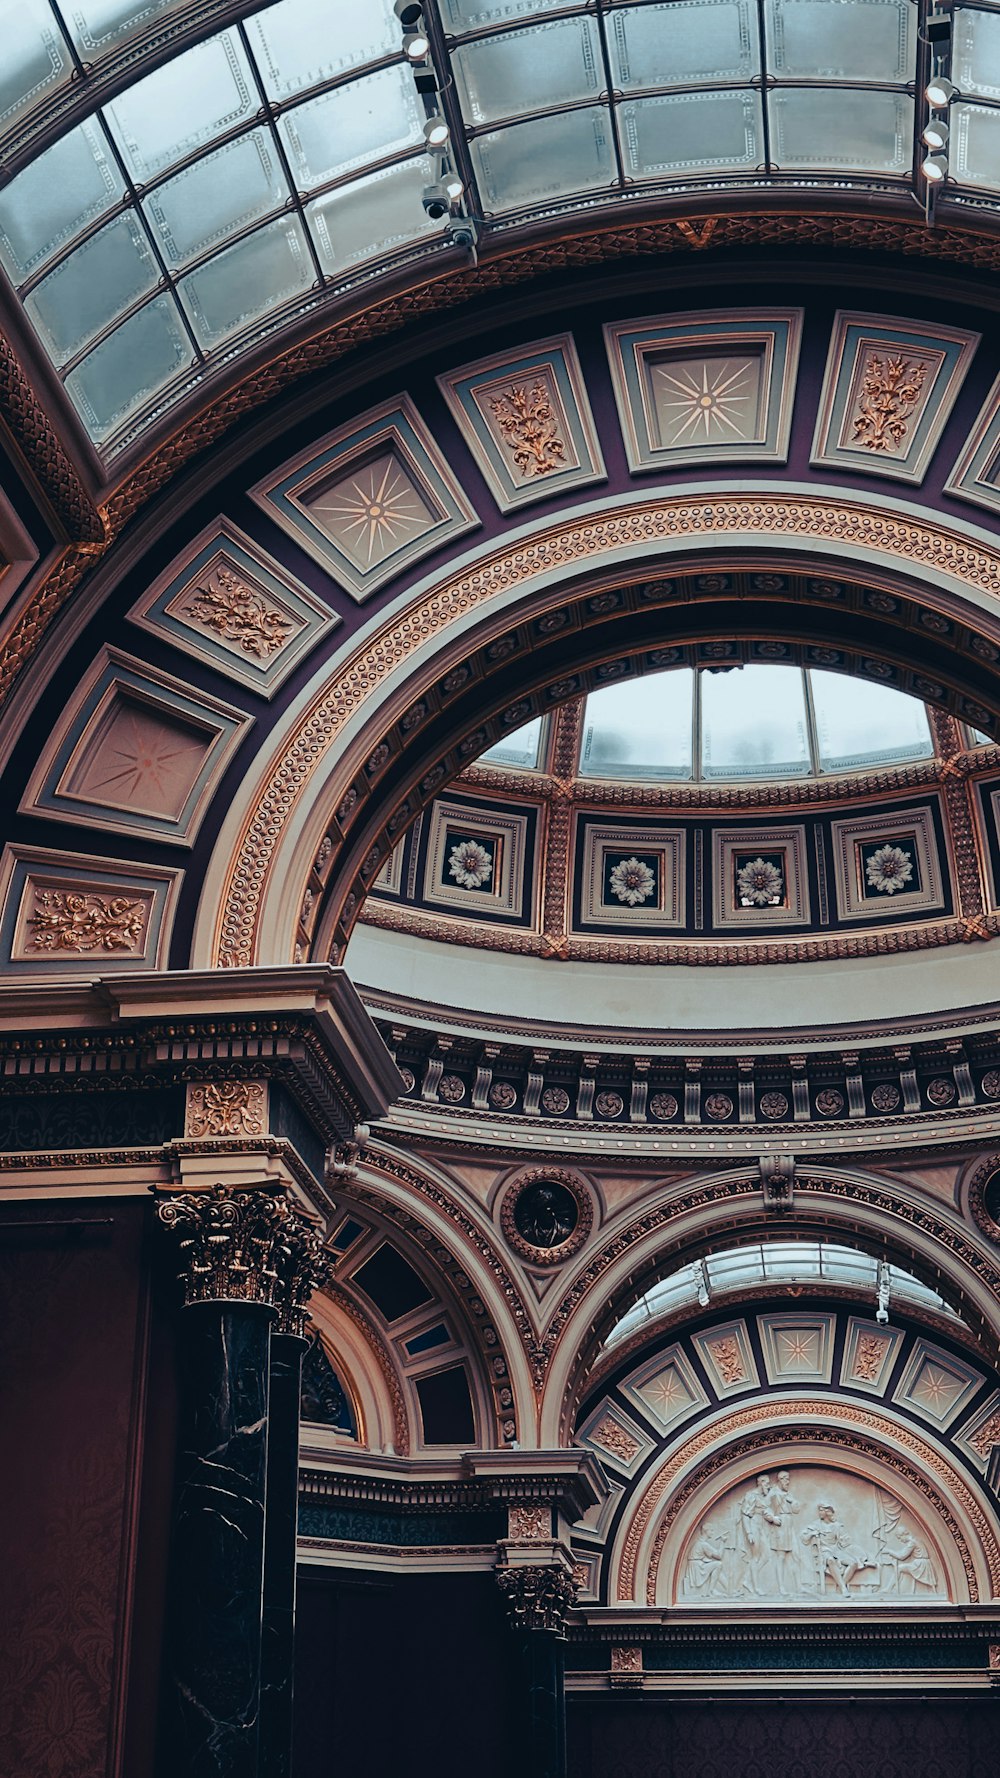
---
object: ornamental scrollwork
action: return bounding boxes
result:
[186,1081,266,1138]
[26,889,146,953]
[182,567,293,658]
[495,1564,577,1634]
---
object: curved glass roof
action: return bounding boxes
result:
[3,0,1000,455]
[481,664,934,779]
[604,1238,955,1351]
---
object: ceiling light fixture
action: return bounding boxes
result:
[395,0,430,59]
[924,74,958,108]
[920,152,948,183]
[442,170,464,203]
[423,114,450,149]
[922,118,950,151]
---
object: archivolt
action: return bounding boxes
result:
[198,490,1000,971]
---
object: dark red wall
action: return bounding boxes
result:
[0,1196,175,1778]
[568,1698,1000,1778]
[294,1567,519,1778]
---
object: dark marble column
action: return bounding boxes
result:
[162,1300,274,1778]
[258,1330,307,1778]
[496,1565,576,1778]
[155,1185,295,1778]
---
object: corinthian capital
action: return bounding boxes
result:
[275,1210,332,1338]
[157,1183,293,1307]
[495,1564,577,1635]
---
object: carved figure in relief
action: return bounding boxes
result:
[683,1520,725,1596]
[881,1524,938,1596]
[675,1467,946,1605]
[802,1502,874,1597]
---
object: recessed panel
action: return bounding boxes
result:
[812,311,979,484]
[604,310,802,472]
[251,395,478,601]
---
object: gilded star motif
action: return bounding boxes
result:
[912,1362,963,1413]
[641,1368,690,1419]
[776,1328,819,1370]
[654,357,755,445]
[312,453,429,566]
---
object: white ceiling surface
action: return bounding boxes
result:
[346,920,1000,1035]
[3,0,999,454]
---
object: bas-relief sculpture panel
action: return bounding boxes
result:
[676,1466,946,1604]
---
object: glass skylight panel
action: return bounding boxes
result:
[481,717,544,770]
[178,215,314,350]
[440,0,570,30]
[64,292,195,442]
[621,91,761,178]
[307,156,443,275]
[0,119,126,286]
[143,131,290,271]
[607,2,759,91]
[0,0,73,145]
[954,7,1000,101]
[278,63,423,191]
[104,30,258,184]
[24,211,159,364]
[451,19,603,125]
[471,108,615,212]
[952,102,1000,189]
[701,664,810,778]
[579,671,694,779]
[64,0,192,64]
[246,0,401,99]
[764,0,913,82]
[809,671,932,771]
[769,88,912,172]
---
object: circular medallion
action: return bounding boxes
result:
[541,1086,570,1115]
[595,1090,624,1119]
[758,1091,789,1121]
[489,1081,517,1111]
[704,1093,734,1121]
[983,1071,1000,1099]
[438,1073,466,1103]
[966,1152,1000,1241]
[871,1083,901,1112]
[397,1066,415,1094]
[500,1168,594,1266]
[927,1077,956,1107]
[649,1092,679,1121]
[815,1088,845,1117]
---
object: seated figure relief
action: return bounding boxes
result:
[678,1465,944,1603]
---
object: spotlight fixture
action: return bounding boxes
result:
[920,151,948,183]
[422,182,452,220]
[395,0,430,58]
[922,117,950,151]
[423,114,450,149]
[925,8,952,45]
[441,170,464,203]
[925,73,958,107]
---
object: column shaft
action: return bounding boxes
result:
[160,1303,273,1778]
[259,1332,307,1778]
[516,1629,567,1778]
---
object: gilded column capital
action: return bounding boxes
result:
[157,1184,333,1328]
[495,1564,577,1635]
[156,1183,293,1308]
[275,1209,332,1338]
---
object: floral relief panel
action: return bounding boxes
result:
[811,311,979,484]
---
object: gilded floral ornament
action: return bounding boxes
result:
[156,1184,330,1327]
[737,856,784,906]
[866,843,914,894]
[489,382,566,477]
[852,354,928,453]
[609,855,656,906]
[27,889,145,952]
[184,567,293,658]
[448,839,493,889]
[186,1080,265,1137]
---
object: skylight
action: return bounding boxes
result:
[2,0,999,455]
[603,1238,956,1351]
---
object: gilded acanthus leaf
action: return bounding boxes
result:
[27,889,145,952]
[490,381,566,477]
[183,567,293,658]
[852,353,928,454]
